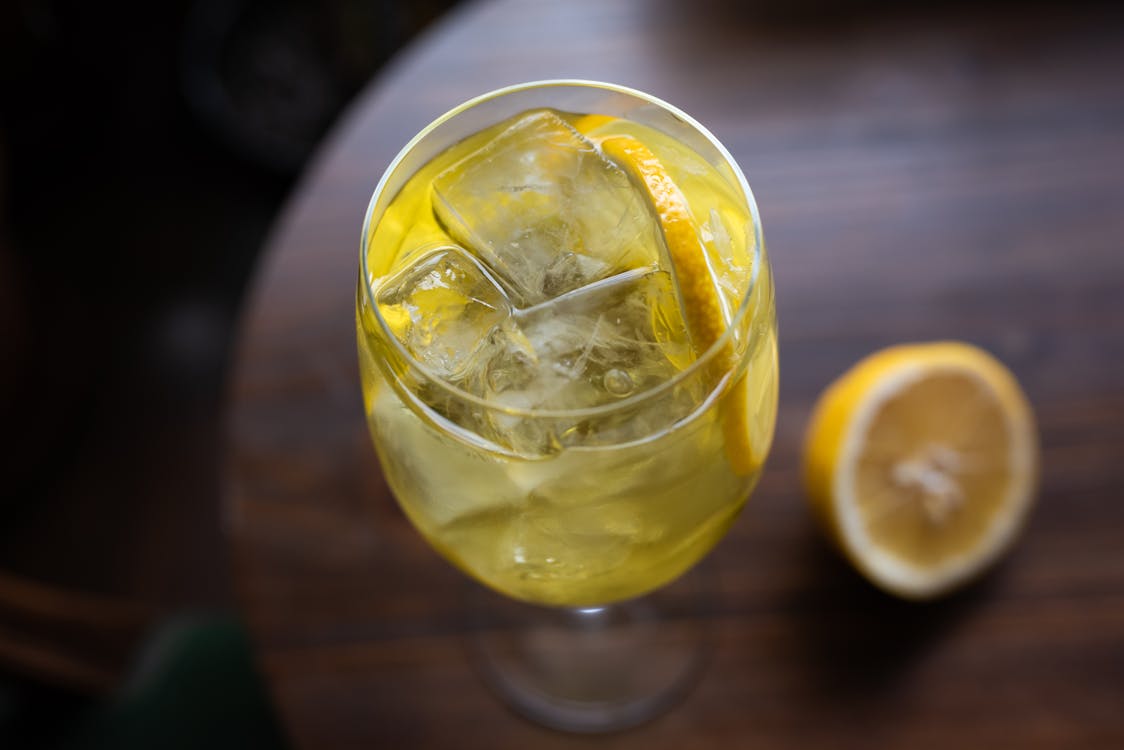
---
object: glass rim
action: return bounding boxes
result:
[360,79,765,420]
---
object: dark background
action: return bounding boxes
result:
[0,0,458,744]
[4,0,1119,746]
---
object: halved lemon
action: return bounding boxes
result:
[584,124,759,476]
[803,342,1039,599]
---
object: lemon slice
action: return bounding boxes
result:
[803,342,1039,599]
[585,125,757,476]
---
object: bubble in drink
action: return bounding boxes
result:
[603,368,634,397]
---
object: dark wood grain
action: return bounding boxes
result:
[226,0,1124,746]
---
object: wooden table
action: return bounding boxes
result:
[226,1,1124,746]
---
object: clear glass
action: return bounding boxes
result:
[356,80,777,731]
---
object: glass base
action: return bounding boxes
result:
[466,565,713,733]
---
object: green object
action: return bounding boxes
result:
[63,614,289,750]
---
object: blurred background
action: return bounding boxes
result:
[3,0,1123,746]
[0,0,460,745]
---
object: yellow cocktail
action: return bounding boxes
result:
[357,81,776,731]
[358,84,776,609]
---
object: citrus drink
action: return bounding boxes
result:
[357,90,776,607]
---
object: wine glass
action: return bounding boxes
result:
[356,80,776,731]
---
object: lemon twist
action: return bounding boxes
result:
[578,118,756,476]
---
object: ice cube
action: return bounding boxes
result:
[512,268,693,410]
[433,110,662,307]
[376,246,511,380]
[455,268,693,455]
[499,498,640,583]
[369,385,522,527]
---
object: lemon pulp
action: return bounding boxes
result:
[803,342,1038,599]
